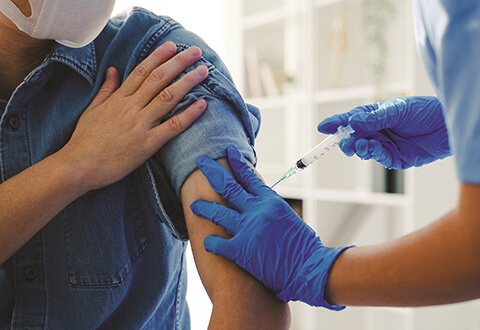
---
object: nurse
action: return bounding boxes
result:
[190,0,480,309]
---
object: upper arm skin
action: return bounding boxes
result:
[181,158,291,329]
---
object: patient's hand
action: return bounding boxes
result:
[59,41,208,191]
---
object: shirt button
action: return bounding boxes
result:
[24,266,38,281]
[8,116,20,131]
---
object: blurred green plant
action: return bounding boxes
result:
[362,0,396,98]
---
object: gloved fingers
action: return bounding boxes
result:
[317,112,351,134]
[338,136,356,157]
[196,156,255,211]
[368,139,395,169]
[361,102,382,112]
[190,200,242,235]
[204,235,237,260]
[344,138,396,166]
[226,145,272,197]
[350,98,408,133]
[354,139,373,160]
[205,236,243,265]
[318,103,383,134]
[350,111,385,133]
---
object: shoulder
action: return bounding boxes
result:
[94,8,181,71]
[94,7,230,82]
[93,7,259,140]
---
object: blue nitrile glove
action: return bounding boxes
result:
[190,145,353,309]
[317,96,452,169]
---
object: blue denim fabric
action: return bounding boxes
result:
[0,7,259,330]
[413,0,480,184]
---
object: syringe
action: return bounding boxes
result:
[271,124,354,188]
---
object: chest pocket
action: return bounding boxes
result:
[63,176,150,287]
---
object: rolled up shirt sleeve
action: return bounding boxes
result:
[154,53,260,197]
[130,20,261,239]
[142,41,260,240]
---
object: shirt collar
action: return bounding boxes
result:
[48,42,98,86]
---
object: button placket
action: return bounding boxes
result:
[6,74,47,328]
[11,234,46,329]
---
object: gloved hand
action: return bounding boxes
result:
[317,96,452,169]
[190,145,353,309]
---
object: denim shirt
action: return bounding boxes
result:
[0,7,260,330]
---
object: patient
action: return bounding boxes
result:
[0,1,290,329]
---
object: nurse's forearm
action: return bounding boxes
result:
[0,153,89,265]
[325,183,480,307]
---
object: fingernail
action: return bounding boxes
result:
[189,46,202,57]
[196,66,208,77]
[106,67,114,80]
[163,41,177,53]
[196,99,207,109]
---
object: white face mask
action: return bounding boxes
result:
[0,0,116,48]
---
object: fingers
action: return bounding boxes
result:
[131,46,204,107]
[317,112,350,134]
[190,200,241,235]
[144,65,209,123]
[318,102,384,134]
[150,98,207,147]
[203,235,237,260]
[89,67,120,108]
[317,104,377,134]
[350,99,406,133]
[226,145,272,197]
[354,139,372,160]
[369,139,396,168]
[120,41,178,96]
[343,138,395,168]
[338,136,356,157]
[195,156,256,211]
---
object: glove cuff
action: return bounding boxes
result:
[276,245,354,310]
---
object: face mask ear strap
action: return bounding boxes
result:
[0,1,31,24]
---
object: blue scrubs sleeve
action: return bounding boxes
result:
[414,0,480,184]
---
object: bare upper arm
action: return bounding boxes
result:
[180,157,290,329]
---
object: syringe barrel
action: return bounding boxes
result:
[298,124,353,168]
[298,134,341,167]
